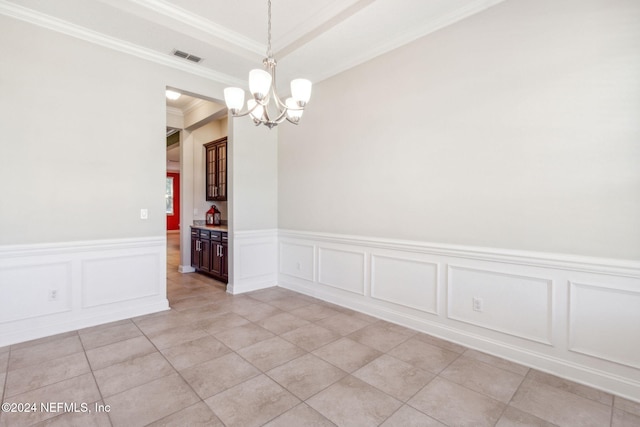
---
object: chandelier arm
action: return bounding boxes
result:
[224,0,310,128]
[227,99,264,118]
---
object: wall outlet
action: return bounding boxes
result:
[296,262,301,270]
[140,208,148,219]
[48,289,58,301]
[472,297,483,312]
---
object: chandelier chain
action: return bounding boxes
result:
[267,0,273,58]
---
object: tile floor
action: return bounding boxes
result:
[0,233,638,426]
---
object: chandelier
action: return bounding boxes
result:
[223,0,312,129]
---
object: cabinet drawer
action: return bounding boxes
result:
[199,230,210,239]
[191,228,199,237]
[221,233,228,242]
[210,231,222,242]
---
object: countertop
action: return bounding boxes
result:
[191,224,228,232]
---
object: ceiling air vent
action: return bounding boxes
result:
[172,49,202,63]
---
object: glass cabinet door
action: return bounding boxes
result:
[204,137,227,201]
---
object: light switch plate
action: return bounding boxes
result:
[140,208,148,219]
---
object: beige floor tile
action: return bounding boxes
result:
[347,322,413,352]
[463,349,530,376]
[0,351,8,373]
[387,337,460,374]
[146,324,209,350]
[0,373,101,427]
[85,335,156,371]
[268,295,315,311]
[146,402,224,427]
[199,312,250,335]
[8,334,84,371]
[440,355,525,403]
[5,352,90,397]
[205,374,300,427]
[9,331,78,351]
[495,406,559,427]
[226,297,269,316]
[612,408,640,427]
[0,372,5,402]
[380,405,446,427]
[256,312,310,335]
[413,332,467,353]
[93,352,175,397]
[353,354,434,402]
[79,322,142,350]
[315,313,371,336]
[247,287,295,303]
[180,352,260,399]
[312,337,381,373]
[161,335,230,371]
[214,323,275,350]
[35,401,111,427]
[290,303,341,322]
[526,370,613,406]
[238,303,284,322]
[408,377,505,427]
[281,324,341,351]
[104,373,200,427]
[307,375,402,427]
[78,319,134,335]
[263,403,336,427]
[614,396,640,417]
[133,310,192,335]
[267,354,347,400]
[510,378,612,427]
[237,336,306,371]
[170,295,218,311]
[177,303,230,323]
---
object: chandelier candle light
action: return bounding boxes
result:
[223,0,312,129]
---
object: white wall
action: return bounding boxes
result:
[277,0,640,401]
[278,0,640,261]
[0,13,228,345]
[227,119,279,293]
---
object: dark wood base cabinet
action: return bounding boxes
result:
[191,227,228,283]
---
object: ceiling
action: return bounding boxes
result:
[2,0,506,88]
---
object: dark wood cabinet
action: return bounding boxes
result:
[204,137,227,201]
[190,227,228,283]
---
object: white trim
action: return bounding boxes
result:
[129,0,264,56]
[277,229,640,402]
[0,0,244,87]
[278,229,640,277]
[0,236,168,346]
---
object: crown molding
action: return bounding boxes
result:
[128,0,264,57]
[308,0,507,84]
[166,106,184,117]
[0,0,245,87]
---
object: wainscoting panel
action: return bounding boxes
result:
[82,254,160,307]
[277,229,640,401]
[279,242,314,281]
[569,281,640,370]
[229,229,278,294]
[0,261,72,322]
[371,255,439,315]
[318,247,366,295]
[0,237,168,346]
[447,266,553,345]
